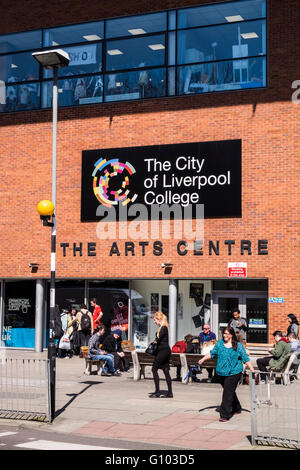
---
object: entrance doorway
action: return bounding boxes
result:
[212,293,268,343]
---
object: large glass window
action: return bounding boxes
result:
[177,0,266,28]
[106,34,166,71]
[0,30,41,54]
[0,52,39,84]
[88,281,129,333]
[5,82,40,112]
[3,281,36,348]
[42,75,103,108]
[43,43,103,79]
[104,67,166,102]
[0,0,266,113]
[106,12,166,38]
[43,21,104,47]
[177,20,266,65]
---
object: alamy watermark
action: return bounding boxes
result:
[95,202,204,250]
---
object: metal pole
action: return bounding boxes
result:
[48,66,58,422]
[35,279,45,352]
[168,279,178,347]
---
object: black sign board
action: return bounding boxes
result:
[81,139,241,221]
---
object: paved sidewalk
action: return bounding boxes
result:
[0,351,278,450]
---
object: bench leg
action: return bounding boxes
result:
[180,354,189,384]
[84,359,91,375]
[96,361,105,376]
[132,350,141,380]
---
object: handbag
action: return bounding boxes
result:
[145,341,158,356]
[59,333,71,350]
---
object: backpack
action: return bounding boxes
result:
[81,312,91,333]
[171,341,187,353]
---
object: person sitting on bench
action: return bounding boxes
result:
[257,330,291,383]
[88,328,121,376]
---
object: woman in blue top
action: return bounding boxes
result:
[198,327,254,422]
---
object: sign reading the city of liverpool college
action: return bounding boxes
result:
[81,139,242,222]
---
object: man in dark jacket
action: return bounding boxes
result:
[88,328,121,376]
[101,329,130,372]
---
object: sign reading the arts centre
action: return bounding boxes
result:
[81,140,242,221]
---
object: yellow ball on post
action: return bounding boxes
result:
[37,200,55,217]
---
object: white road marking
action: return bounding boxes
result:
[0,432,18,437]
[15,439,124,450]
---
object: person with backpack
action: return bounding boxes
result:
[68,304,93,348]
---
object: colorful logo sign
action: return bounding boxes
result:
[92,157,138,208]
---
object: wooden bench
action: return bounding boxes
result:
[80,346,107,376]
[130,350,217,383]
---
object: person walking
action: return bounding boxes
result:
[149,311,173,398]
[287,314,299,339]
[198,327,254,422]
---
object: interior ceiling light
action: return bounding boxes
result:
[128,28,146,35]
[148,43,165,50]
[107,49,123,55]
[241,32,258,39]
[52,41,59,46]
[11,64,18,68]
[225,15,244,22]
[83,34,102,41]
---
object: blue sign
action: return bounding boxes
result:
[269,297,284,304]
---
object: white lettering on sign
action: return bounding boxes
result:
[66,44,97,66]
[2,326,12,340]
[8,298,31,313]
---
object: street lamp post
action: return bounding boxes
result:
[33,49,70,422]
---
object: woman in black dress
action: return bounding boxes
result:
[149,311,173,398]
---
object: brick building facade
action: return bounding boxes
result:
[0,0,299,349]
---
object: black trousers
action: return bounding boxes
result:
[79,331,91,347]
[257,356,272,380]
[217,373,242,420]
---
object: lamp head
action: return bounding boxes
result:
[32,49,70,69]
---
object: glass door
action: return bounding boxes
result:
[213,295,241,340]
[245,296,268,343]
[213,293,268,343]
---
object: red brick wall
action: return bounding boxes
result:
[0,0,300,339]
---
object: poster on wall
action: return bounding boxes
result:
[81,140,242,221]
[110,299,128,332]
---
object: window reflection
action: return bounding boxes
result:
[0,52,39,84]
[106,12,166,38]
[0,30,41,53]
[42,43,102,79]
[5,82,40,112]
[177,20,266,65]
[0,0,266,113]
[178,0,266,28]
[106,34,165,71]
[104,68,166,101]
[43,21,104,47]
[178,57,266,95]
[42,75,103,108]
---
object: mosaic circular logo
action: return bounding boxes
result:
[92,157,138,208]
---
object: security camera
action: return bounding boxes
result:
[29,263,39,267]
[161,263,173,268]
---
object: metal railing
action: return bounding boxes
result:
[249,372,300,449]
[0,358,50,422]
